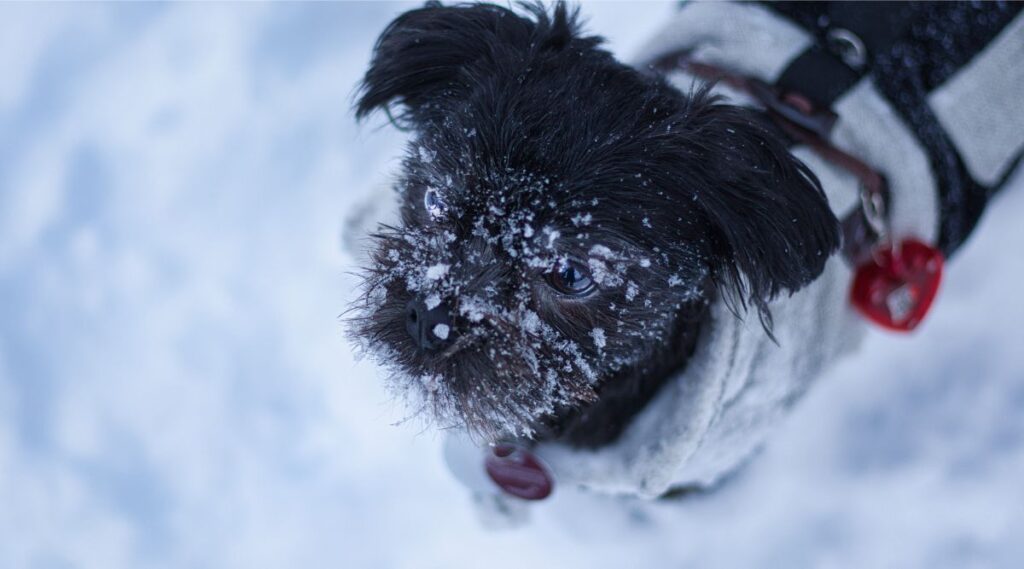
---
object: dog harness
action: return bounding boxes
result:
[650,1,1024,332]
[766,1,1024,255]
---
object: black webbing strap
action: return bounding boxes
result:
[770,2,917,109]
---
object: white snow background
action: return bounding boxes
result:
[2,2,1023,568]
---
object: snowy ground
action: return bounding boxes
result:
[1,2,1023,568]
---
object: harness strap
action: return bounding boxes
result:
[771,2,918,108]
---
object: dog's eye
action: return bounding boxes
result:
[548,260,596,297]
[423,189,447,220]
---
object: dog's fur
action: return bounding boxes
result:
[349,2,840,446]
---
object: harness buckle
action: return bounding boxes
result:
[860,182,889,242]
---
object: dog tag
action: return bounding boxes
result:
[850,239,944,332]
[484,443,554,500]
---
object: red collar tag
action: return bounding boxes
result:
[850,238,944,332]
[484,443,553,501]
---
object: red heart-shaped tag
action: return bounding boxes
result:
[850,239,944,332]
[484,443,553,500]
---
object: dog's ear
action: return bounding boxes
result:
[679,91,840,325]
[356,1,584,122]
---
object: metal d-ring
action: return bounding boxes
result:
[827,28,868,70]
[860,182,889,243]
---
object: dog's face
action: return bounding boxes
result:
[350,2,840,441]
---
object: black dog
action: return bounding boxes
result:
[349,1,838,445]
[349,1,1024,500]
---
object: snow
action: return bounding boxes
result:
[625,281,640,302]
[417,145,437,164]
[458,299,485,324]
[424,292,442,310]
[424,263,450,281]
[572,213,593,226]
[544,228,561,249]
[420,373,441,393]
[587,257,623,287]
[432,324,450,341]
[2,2,1024,569]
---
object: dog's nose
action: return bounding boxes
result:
[405,299,454,351]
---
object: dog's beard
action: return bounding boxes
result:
[348,228,602,440]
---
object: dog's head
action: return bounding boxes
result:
[349,2,839,440]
